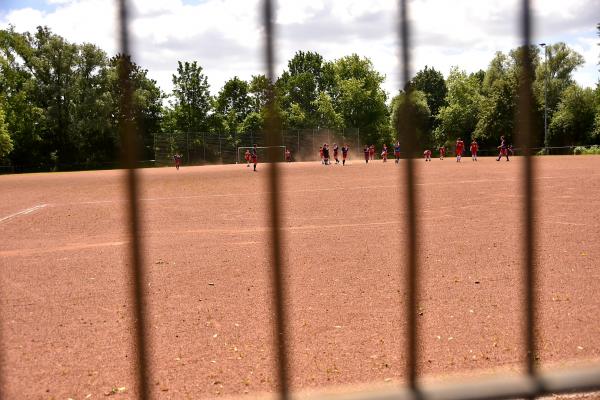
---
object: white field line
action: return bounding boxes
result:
[0,204,47,224]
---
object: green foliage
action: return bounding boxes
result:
[574,145,600,155]
[215,76,252,135]
[332,54,388,143]
[0,103,13,159]
[548,85,596,145]
[171,61,211,132]
[434,67,483,145]
[473,52,518,145]
[410,66,447,122]
[390,89,431,149]
[534,42,585,120]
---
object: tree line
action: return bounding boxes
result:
[1,26,599,170]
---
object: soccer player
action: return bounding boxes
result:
[470,139,479,162]
[341,144,349,166]
[455,138,464,162]
[439,145,446,160]
[285,148,292,162]
[423,149,432,162]
[381,144,388,162]
[251,144,258,171]
[319,146,324,164]
[322,143,330,165]
[364,145,370,164]
[496,136,509,161]
[333,143,340,164]
[394,141,401,164]
[369,145,375,161]
[244,149,251,167]
[173,153,181,170]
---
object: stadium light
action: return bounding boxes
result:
[539,43,548,154]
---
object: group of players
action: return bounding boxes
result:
[315,136,513,165]
[177,136,513,171]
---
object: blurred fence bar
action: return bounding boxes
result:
[117,0,151,398]
[263,1,292,400]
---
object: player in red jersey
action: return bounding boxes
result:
[285,148,292,162]
[244,149,251,167]
[173,153,182,170]
[423,149,432,162]
[470,139,479,162]
[439,145,446,160]
[369,145,375,161]
[381,144,388,162]
[251,144,258,171]
[455,138,464,162]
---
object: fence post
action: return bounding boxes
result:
[312,129,315,159]
[186,131,190,163]
[219,133,222,162]
[357,127,360,154]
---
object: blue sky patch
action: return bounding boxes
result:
[0,0,58,13]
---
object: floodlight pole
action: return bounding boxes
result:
[539,43,548,153]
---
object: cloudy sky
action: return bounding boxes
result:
[1,0,598,99]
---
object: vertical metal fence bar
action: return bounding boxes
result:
[517,0,539,386]
[397,0,420,393]
[263,1,291,400]
[117,0,151,399]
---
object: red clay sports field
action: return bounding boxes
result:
[1,156,599,399]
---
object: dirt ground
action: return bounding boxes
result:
[0,156,599,399]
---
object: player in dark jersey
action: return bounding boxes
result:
[363,145,370,164]
[322,143,330,165]
[341,144,349,166]
[381,144,388,162]
[333,143,340,164]
[251,144,258,171]
[497,136,509,161]
[173,153,182,170]
[394,142,401,164]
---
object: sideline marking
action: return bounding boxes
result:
[0,204,47,224]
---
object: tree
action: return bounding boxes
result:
[548,85,596,146]
[171,61,212,132]
[434,67,483,145]
[332,54,388,143]
[410,66,447,119]
[215,76,251,135]
[109,54,164,161]
[473,52,518,145]
[0,103,13,159]
[277,51,326,128]
[313,92,343,129]
[390,89,432,149]
[248,74,271,113]
[534,43,584,122]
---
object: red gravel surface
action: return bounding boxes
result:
[1,156,599,399]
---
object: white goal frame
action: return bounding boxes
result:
[237,146,287,164]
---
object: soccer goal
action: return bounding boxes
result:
[237,146,287,164]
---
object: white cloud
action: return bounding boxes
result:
[1,0,597,99]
